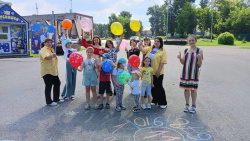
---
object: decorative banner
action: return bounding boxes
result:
[31,24,56,54]
[80,17,92,32]
[0,5,26,24]
[110,22,123,35]
[130,20,141,32]
[10,25,27,53]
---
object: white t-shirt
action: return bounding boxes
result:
[61,35,77,60]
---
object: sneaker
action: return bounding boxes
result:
[132,109,140,112]
[57,99,64,103]
[98,104,104,109]
[141,104,146,110]
[147,103,151,109]
[63,97,69,100]
[85,103,90,110]
[184,107,189,112]
[47,102,57,106]
[120,105,126,110]
[70,96,75,100]
[151,103,156,106]
[106,103,110,109]
[94,103,99,110]
[189,108,196,113]
[160,105,167,109]
[116,106,121,112]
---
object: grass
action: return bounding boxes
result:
[195,39,250,46]
[240,47,250,49]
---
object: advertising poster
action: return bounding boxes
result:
[31,24,56,54]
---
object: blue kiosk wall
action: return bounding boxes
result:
[0,4,28,55]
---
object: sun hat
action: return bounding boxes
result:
[131,70,141,77]
[64,39,73,46]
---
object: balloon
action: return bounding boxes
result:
[80,17,93,32]
[110,22,123,35]
[128,55,140,68]
[102,59,113,73]
[69,52,84,68]
[62,19,72,29]
[130,20,141,32]
[120,39,127,49]
[118,71,131,84]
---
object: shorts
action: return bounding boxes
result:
[82,73,98,86]
[141,83,151,96]
[99,81,112,94]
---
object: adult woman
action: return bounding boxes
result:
[138,37,167,108]
[39,38,64,106]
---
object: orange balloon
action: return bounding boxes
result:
[62,19,72,29]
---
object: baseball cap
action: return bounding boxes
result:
[102,53,110,59]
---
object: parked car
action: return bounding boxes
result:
[130,36,140,42]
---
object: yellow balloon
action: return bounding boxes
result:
[110,22,123,35]
[130,20,141,32]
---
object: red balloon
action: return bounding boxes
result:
[69,52,84,68]
[128,55,140,68]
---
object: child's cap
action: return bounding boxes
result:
[102,53,110,59]
[64,39,73,46]
[131,70,141,77]
[118,58,126,64]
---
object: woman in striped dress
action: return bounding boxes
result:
[177,35,203,113]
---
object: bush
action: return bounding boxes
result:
[241,37,247,44]
[218,32,234,45]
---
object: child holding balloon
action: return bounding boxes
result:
[126,70,142,112]
[61,29,79,100]
[112,58,127,112]
[97,53,114,109]
[77,47,98,110]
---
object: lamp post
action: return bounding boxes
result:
[211,0,214,42]
[165,0,169,41]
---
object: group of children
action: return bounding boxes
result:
[60,29,203,113]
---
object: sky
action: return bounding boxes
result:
[7,0,201,28]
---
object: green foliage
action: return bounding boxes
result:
[197,7,211,36]
[94,23,107,38]
[200,0,209,9]
[218,32,235,45]
[241,37,247,43]
[176,2,197,37]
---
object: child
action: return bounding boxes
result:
[105,34,124,96]
[61,29,79,100]
[112,58,127,112]
[126,70,142,112]
[177,34,203,113]
[77,47,98,110]
[142,37,151,59]
[97,53,112,109]
[140,57,154,109]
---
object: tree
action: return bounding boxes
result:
[173,0,196,14]
[197,7,211,36]
[106,13,118,38]
[176,2,197,37]
[200,0,209,9]
[120,11,132,19]
[94,23,107,38]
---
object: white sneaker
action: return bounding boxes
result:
[160,105,167,109]
[48,102,57,106]
[151,103,156,106]
[147,103,151,109]
[57,99,64,103]
[141,104,146,110]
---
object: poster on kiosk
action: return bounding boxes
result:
[31,24,56,54]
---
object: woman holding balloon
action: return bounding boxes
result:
[138,37,168,109]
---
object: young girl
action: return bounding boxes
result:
[105,34,124,96]
[77,47,98,110]
[142,37,151,59]
[177,34,203,113]
[61,29,79,100]
[112,58,127,112]
[127,70,141,112]
[140,57,154,109]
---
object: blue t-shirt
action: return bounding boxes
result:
[149,48,159,66]
[112,68,124,85]
[81,59,96,75]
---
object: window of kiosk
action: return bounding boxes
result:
[0,26,9,41]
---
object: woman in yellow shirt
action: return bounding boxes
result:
[138,37,167,108]
[39,38,64,106]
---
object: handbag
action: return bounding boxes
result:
[141,68,151,87]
